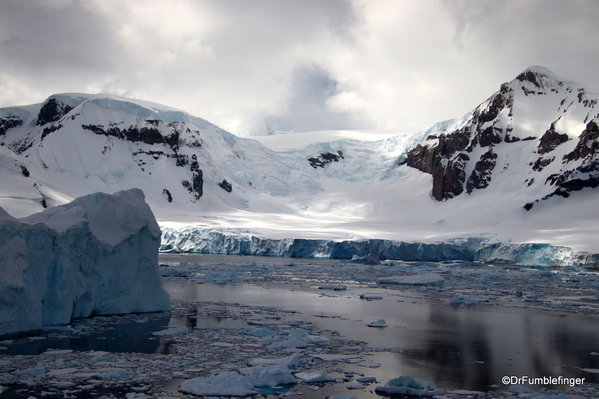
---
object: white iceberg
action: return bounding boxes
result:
[0,189,170,336]
[179,371,257,397]
[375,375,444,396]
[248,364,297,387]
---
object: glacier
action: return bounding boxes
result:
[160,227,599,268]
[0,188,170,336]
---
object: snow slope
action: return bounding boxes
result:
[0,67,598,253]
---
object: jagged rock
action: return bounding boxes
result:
[466,150,497,193]
[36,98,73,126]
[308,151,344,168]
[218,179,233,192]
[0,116,23,136]
[537,125,569,154]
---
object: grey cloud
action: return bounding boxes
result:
[256,65,375,135]
[0,0,121,80]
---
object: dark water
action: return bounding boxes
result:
[0,315,171,356]
[162,274,599,392]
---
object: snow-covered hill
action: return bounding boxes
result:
[1,66,598,253]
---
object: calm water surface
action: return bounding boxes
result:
[161,254,599,392]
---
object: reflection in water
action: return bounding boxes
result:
[162,278,599,391]
[2,315,171,356]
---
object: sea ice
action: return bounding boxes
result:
[295,370,336,383]
[375,375,444,396]
[179,372,257,397]
[378,273,444,286]
[152,327,189,336]
[367,319,388,328]
[359,294,383,300]
[248,364,297,386]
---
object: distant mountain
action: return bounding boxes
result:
[403,66,599,208]
[0,66,598,252]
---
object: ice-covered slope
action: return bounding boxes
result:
[0,189,170,336]
[0,67,598,253]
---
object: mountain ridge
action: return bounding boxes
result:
[1,66,598,252]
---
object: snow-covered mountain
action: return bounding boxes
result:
[1,66,598,253]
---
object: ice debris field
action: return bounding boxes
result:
[3,254,599,399]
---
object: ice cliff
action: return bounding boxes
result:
[0,189,170,336]
[160,227,599,268]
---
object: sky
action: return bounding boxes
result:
[1,0,598,137]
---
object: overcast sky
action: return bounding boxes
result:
[1,0,598,136]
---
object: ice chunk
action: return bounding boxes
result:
[248,364,297,386]
[378,273,444,286]
[152,327,189,336]
[450,296,488,307]
[367,319,388,328]
[295,370,336,383]
[247,327,274,337]
[12,363,46,376]
[375,375,444,396]
[249,353,300,369]
[310,354,361,361]
[359,294,383,300]
[0,189,170,336]
[357,361,381,368]
[97,369,132,379]
[179,372,257,397]
[318,284,347,290]
[349,253,381,265]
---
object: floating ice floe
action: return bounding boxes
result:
[377,272,444,286]
[367,319,388,328]
[310,354,361,362]
[152,327,189,336]
[318,284,347,290]
[249,353,300,369]
[246,327,274,337]
[295,370,336,383]
[179,371,257,397]
[450,296,489,307]
[360,293,383,300]
[375,375,444,396]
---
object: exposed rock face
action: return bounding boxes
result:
[466,150,497,193]
[0,116,23,136]
[404,67,599,206]
[537,125,569,155]
[36,98,73,126]
[308,151,344,169]
[0,189,170,336]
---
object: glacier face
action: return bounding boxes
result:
[0,189,170,336]
[160,227,599,268]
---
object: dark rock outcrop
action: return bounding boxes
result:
[308,151,344,168]
[37,98,73,126]
[466,150,497,193]
[0,116,23,136]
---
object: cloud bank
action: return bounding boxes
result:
[1,0,598,136]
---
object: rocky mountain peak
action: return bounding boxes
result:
[403,66,599,206]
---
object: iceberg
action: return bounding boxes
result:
[375,375,444,396]
[0,189,170,336]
